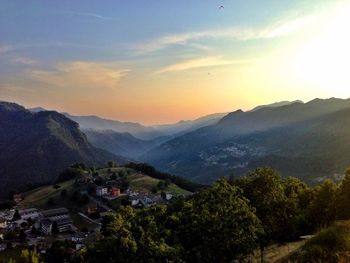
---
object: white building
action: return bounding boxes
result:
[96,187,108,196]
[19,208,39,220]
[0,218,7,229]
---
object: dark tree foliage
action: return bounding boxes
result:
[51,221,59,236]
[12,209,21,221]
[57,167,83,183]
[84,178,261,263]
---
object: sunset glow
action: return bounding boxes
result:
[0,0,349,124]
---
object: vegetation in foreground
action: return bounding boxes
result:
[287,222,350,263]
[6,167,350,262]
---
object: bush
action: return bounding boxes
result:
[289,223,350,263]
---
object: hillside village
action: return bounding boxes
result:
[0,163,192,259]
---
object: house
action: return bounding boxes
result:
[96,187,108,196]
[19,208,39,220]
[86,205,98,215]
[0,218,7,229]
[13,194,23,203]
[110,187,120,197]
[165,193,174,201]
[40,208,73,235]
[40,207,69,218]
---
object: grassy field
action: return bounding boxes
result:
[128,173,190,194]
[18,180,75,209]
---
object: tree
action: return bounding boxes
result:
[336,168,350,219]
[18,249,41,263]
[85,178,261,263]
[307,179,337,228]
[107,161,116,168]
[19,229,27,242]
[178,178,262,262]
[51,221,59,236]
[60,189,67,199]
[47,197,55,206]
[12,209,21,221]
[110,172,117,180]
[57,167,83,183]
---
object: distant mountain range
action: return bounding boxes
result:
[0,102,125,198]
[8,98,350,193]
[143,98,350,184]
[83,129,158,159]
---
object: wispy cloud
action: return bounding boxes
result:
[135,15,314,53]
[11,56,37,65]
[0,45,14,54]
[28,61,128,89]
[157,56,255,73]
[66,11,112,20]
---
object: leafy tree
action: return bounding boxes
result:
[19,229,27,242]
[110,172,117,180]
[60,189,67,199]
[4,231,16,240]
[57,167,83,183]
[47,197,55,206]
[336,168,350,219]
[177,178,262,262]
[107,161,116,168]
[51,221,59,236]
[18,249,41,263]
[307,179,337,228]
[85,178,261,262]
[12,209,21,221]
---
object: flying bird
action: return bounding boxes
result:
[219,5,224,9]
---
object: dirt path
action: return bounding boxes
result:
[249,240,305,263]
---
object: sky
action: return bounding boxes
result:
[1,0,350,125]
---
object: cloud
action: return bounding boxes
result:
[66,11,112,20]
[11,56,37,65]
[157,56,255,73]
[135,15,314,53]
[27,61,128,89]
[0,45,14,54]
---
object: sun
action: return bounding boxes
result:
[290,2,350,97]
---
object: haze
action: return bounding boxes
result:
[0,0,349,124]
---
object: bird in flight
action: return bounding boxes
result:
[219,5,224,9]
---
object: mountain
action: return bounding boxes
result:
[29,107,227,140]
[250,100,303,112]
[29,107,47,113]
[83,129,159,159]
[154,112,228,136]
[142,98,350,183]
[62,113,162,140]
[0,102,125,199]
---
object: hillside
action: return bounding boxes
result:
[63,113,162,140]
[84,129,158,159]
[0,102,125,199]
[17,166,190,210]
[143,98,350,183]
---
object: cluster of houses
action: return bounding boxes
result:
[96,186,121,200]
[0,207,74,237]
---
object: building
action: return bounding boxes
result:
[165,193,174,201]
[86,205,98,215]
[19,208,39,220]
[13,194,23,203]
[40,208,69,218]
[0,218,7,229]
[110,187,120,197]
[40,208,73,235]
[96,187,108,196]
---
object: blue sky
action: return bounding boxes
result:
[1,0,349,124]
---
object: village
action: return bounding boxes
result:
[0,165,188,257]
